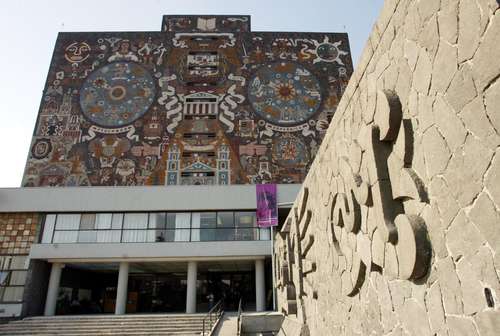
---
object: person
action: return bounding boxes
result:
[206,292,215,310]
[70,298,81,314]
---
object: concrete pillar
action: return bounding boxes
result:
[255,259,266,312]
[44,262,63,316]
[115,262,129,315]
[186,261,197,313]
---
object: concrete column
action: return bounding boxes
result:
[186,261,197,313]
[44,262,63,316]
[255,259,265,312]
[115,262,129,315]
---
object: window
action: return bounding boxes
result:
[0,255,28,303]
[217,212,234,241]
[96,213,112,229]
[235,212,257,240]
[80,214,96,230]
[149,213,167,242]
[0,271,9,286]
[55,214,80,230]
[111,213,123,229]
[122,213,150,242]
[41,214,56,243]
[41,211,266,243]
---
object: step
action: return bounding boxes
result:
[0,324,204,330]
[0,332,203,336]
[10,319,206,325]
[0,327,206,334]
[0,314,220,336]
[6,320,205,326]
[24,314,205,320]
[22,316,206,322]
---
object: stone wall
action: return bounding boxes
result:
[275,0,500,335]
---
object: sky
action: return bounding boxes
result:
[0,0,385,188]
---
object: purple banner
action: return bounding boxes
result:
[256,184,278,227]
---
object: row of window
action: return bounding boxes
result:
[42,212,271,244]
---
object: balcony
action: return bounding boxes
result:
[40,211,270,244]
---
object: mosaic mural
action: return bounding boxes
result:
[22,16,352,187]
[162,15,251,33]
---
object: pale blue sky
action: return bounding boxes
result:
[0,0,384,187]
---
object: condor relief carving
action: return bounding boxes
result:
[277,90,432,322]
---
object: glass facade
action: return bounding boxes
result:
[0,256,28,303]
[41,211,270,244]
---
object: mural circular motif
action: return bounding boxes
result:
[31,138,52,160]
[273,136,308,167]
[248,62,322,126]
[80,62,155,127]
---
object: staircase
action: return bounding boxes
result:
[0,314,208,335]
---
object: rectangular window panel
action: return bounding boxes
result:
[80,214,96,230]
[111,213,123,229]
[235,212,256,227]
[216,228,234,241]
[123,213,148,229]
[217,212,234,228]
[190,213,200,242]
[199,212,217,241]
[9,256,28,270]
[166,213,177,229]
[122,230,147,243]
[55,214,81,230]
[96,213,112,229]
[149,213,166,229]
[199,213,216,228]
[97,230,121,243]
[53,231,78,243]
[42,214,57,243]
[173,213,191,242]
[259,228,271,240]
[0,271,9,286]
[235,228,257,241]
[78,230,97,243]
[9,271,27,286]
[2,286,24,302]
[0,257,11,271]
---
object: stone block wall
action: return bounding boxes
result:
[275,0,500,335]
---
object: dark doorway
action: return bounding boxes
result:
[127,272,187,313]
[198,271,255,312]
[56,265,117,315]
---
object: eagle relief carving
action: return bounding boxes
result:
[276,90,432,325]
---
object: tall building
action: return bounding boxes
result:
[0,15,352,318]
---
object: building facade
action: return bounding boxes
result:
[0,15,352,318]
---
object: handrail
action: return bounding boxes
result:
[236,298,243,336]
[202,299,224,336]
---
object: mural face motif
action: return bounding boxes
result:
[248,62,322,126]
[80,62,156,127]
[64,42,91,64]
[23,16,353,187]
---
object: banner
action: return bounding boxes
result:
[256,184,278,227]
